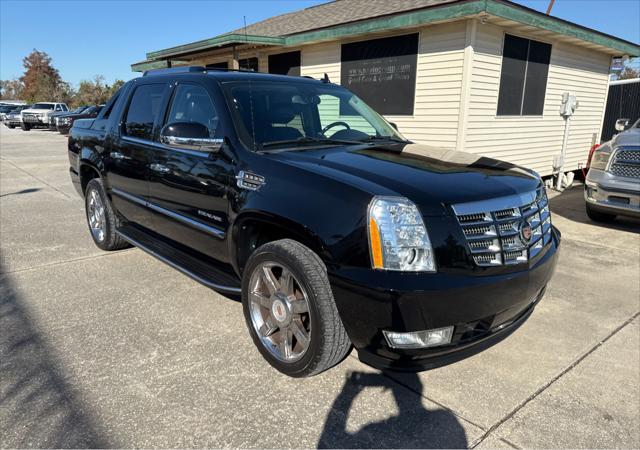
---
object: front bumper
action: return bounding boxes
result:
[22,115,47,125]
[585,169,640,218]
[329,226,560,371]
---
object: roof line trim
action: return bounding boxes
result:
[147,34,285,60]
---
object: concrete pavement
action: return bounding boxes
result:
[1,125,638,448]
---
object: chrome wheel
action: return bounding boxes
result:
[87,188,106,242]
[248,262,311,362]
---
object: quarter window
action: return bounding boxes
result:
[497,34,552,116]
[124,84,166,140]
[166,84,219,136]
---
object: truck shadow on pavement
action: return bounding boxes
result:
[317,371,468,449]
[0,266,109,448]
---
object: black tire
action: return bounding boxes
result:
[586,203,616,222]
[7,124,15,129]
[21,123,30,131]
[242,239,351,377]
[84,178,130,251]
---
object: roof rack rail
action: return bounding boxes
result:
[143,66,207,76]
[204,67,257,73]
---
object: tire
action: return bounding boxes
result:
[242,239,351,377]
[21,123,30,131]
[7,124,14,129]
[84,178,130,251]
[586,202,616,222]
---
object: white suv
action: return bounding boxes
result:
[20,102,68,130]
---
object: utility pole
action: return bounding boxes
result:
[546,0,555,15]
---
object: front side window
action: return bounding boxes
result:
[497,34,552,116]
[166,84,218,136]
[123,83,166,140]
[222,81,405,150]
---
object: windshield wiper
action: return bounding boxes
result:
[359,135,410,144]
[260,136,363,150]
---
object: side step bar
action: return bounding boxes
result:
[116,225,241,295]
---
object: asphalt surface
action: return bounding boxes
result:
[1,125,639,448]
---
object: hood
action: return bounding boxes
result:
[612,128,640,147]
[267,143,541,216]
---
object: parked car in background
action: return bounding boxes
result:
[49,105,88,131]
[585,118,640,221]
[3,105,31,128]
[57,105,103,134]
[21,102,68,130]
[68,67,560,377]
[0,104,16,121]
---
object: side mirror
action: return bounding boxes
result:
[160,122,222,152]
[389,122,398,131]
[615,118,630,132]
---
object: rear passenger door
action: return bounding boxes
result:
[147,82,234,263]
[108,82,168,229]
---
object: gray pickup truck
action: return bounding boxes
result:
[585,118,640,221]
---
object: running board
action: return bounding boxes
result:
[116,225,241,295]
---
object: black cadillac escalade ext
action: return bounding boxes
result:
[68,67,560,377]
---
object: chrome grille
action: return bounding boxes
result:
[453,188,553,267]
[610,147,640,179]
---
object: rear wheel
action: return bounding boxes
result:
[586,202,616,222]
[242,239,351,377]
[21,123,30,131]
[84,178,130,251]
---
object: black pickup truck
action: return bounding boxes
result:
[68,67,560,377]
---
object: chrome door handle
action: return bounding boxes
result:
[110,151,131,160]
[150,163,170,173]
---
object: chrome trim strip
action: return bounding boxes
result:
[111,187,225,239]
[121,135,210,158]
[452,190,538,216]
[116,230,241,294]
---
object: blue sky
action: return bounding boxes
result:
[1,0,638,87]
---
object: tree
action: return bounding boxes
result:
[0,79,24,100]
[20,50,64,103]
[618,66,640,80]
[73,76,124,106]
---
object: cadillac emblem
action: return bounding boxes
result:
[519,221,533,243]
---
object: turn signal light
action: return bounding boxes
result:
[383,326,454,349]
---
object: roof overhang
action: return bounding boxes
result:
[146,34,286,60]
[134,0,639,72]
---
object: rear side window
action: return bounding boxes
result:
[166,84,218,136]
[124,84,166,140]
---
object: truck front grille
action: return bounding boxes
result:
[610,147,640,179]
[453,188,552,267]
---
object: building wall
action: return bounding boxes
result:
[465,23,611,176]
[298,22,467,148]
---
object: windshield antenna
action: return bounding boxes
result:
[322,73,330,83]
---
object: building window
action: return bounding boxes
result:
[206,62,228,70]
[269,51,301,76]
[497,34,552,116]
[340,33,419,115]
[239,57,258,72]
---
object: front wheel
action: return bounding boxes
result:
[242,239,351,377]
[21,123,31,131]
[7,124,15,129]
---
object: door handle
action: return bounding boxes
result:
[150,163,171,173]
[110,151,131,160]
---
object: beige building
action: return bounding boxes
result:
[132,0,639,176]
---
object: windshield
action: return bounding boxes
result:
[71,106,87,114]
[221,81,406,150]
[32,103,55,110]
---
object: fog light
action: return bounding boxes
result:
[383,326,454,349]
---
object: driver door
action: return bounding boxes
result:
[147,82,235,263]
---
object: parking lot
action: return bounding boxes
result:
[0,125,638,448]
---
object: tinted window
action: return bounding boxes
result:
[341,33,419,115]
[61,104,68,111]
[33,103,55,110]
[124,84,166,140]
[497,34,551,116]
[166,84,218,136]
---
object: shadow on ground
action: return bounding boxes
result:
[318,371,468,448]
[0,262,109,448]
[0,188,41,198]
[549,184,640,233]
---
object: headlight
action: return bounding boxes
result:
[367,196,436,272]
[590,146,612,170]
